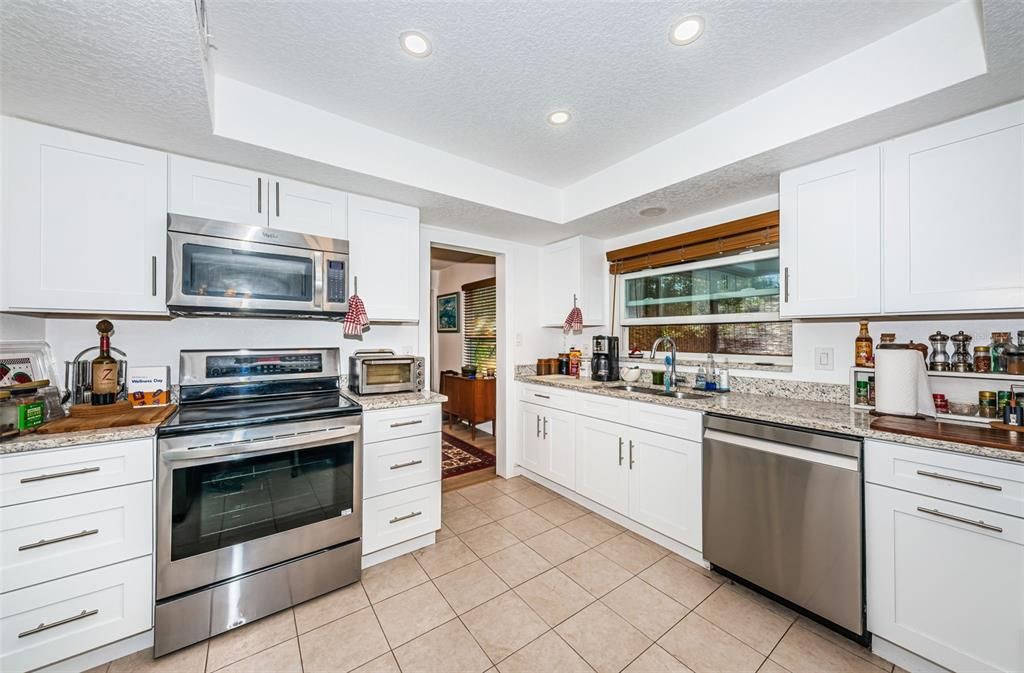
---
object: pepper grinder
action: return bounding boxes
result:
[928,331,950,371]
[950,331,973,372]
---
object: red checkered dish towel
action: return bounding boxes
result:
[563,305,583,335]
[344,293,369,336]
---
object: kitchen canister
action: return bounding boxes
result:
[874,344,936,417]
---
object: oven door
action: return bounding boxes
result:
[156,418,361,600]
[359,359,418,394]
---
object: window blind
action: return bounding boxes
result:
[462,277,496,372]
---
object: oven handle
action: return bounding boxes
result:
[314,251,324,309]
[161,425,360,463]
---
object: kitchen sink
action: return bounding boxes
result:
[610,384,710,400]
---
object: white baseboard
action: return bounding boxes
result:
[362,532,436,569]
[32,629,153,673]
[872,636,953,673]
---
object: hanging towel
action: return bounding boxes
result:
[344,294,369,336]
[563,305,583,335]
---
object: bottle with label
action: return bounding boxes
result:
[704,354,718,392]
[718,359,731,393]
[91,320,119,405]
[694,361,706,391]
[855,320,873,367]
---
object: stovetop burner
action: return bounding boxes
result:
[158,390,360,437]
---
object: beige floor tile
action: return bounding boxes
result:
[595,532,668,574]
[444,504,495,534]
[351,652,402,673]
[458,481,506,504]
[393,618,492,673]
[372,581,456,647]
[508,484,559,508]
[532,497,588,525]
[299,607,390,673]
[413,536,479,578]
[497,631,595,673]
[206,609,296,672]
[436,523,456,541]
[361,553,430,603]
[461,591,550,663]
[793,617,893,671]
[293,582,370,634]
[559,548,633,597]
[514,567,595,626]
[443,490,473,514]
[481,542,553,587]
[695,585,794,655]
[525,527,589,565]
[215,638,302,673]
[602,577,689,640]
[560,513,624,547]
[759,660,793,673]
[556,602,652,673]
[476,494,528,519]
[434,560,509,614]
[639,556,721,608]
[623,645,696,673]
[84,665,109,673]
[490,476,531,494]
[658,613,764,673]
[771,623,891,673]
[496,509,556,540]
[108,642,207,673]
[460,522,520,556]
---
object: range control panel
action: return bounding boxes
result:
[205,353,324,379]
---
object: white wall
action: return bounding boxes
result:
[430,260,496,389]
[0,313,46,342]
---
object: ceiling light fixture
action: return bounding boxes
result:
[547,110,572,126]
[639,207,668,217]
[400,31,432,57]
[670,16,705,46]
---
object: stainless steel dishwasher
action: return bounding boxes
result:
[703,415,865,637]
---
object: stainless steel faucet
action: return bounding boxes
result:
[650,336,678,390]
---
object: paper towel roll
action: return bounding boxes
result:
[875,348,936,417]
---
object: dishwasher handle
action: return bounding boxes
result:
[704,428,860,471]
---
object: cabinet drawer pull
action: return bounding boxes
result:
[916,506,1002,533]
[536,415,541,438]
[389,511,422,524]
[533,393,550,399]
[390,419,423,428]
[916,470,1002,491]
[629,440,635,469]
[19,609,99,638]
[21,466,100,483]
[618,437,624,466]
[542,417,548,440]
[390,459,424,470]
[19,528,99,551]
[783,266,790,303]
[151,256,158,296]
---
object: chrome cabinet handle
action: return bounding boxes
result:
[390,420,423,428]
[389,511,422,524]
[257,177,262,213]
[542,417,548,440]
[534,393,550,399]
[618,437,624,466]
[21,466,100,483]
[19,529,99,551]
[275,181,280,217]
[629,440,635,469]
[916,470,1002,491]
[536,415,541,438]
[19,609,98,638]
[390,459,423,470]
[783,267,790,303]
[151,256,157,296]
[916,506,1002,533]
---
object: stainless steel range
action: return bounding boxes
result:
[154,348,362,657]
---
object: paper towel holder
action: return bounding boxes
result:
[870,343,934,420]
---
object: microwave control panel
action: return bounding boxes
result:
[327,260,347,304]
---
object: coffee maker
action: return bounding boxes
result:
[591,335,620,382]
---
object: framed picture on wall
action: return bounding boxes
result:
[436,292,460,332]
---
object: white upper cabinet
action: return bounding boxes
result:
[540,236,607,328]
[882,101,1024,313]
[780,145,882,317]
[269,177,348,239]
[168,155,268,227]
[348,194,420,322]
[3,118,167,314]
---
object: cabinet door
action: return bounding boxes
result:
[883,101,1024,313]
[4,118,167,313]
[269,178,348,239]
[348,195,420,321]
[779,145,881,317]
[539,238,580,327]
[627,429,702,549]
[574,416,629,515]
[518,403,545,475]
[168,155,268,227]
[543,407,576,490]
[866,484,1023,673]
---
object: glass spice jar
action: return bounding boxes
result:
[974,346,992,373]
[979,391,998,418]
[991,332,1012,373]
[880,333,896,345]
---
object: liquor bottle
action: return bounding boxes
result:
[91,320,118,405]
[855,320,874,367]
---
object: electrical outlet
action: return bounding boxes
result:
[814,347,834,371]
[515,332,523,347]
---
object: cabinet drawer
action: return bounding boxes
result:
[364,433,441,499]
[2,482,153,593]
[362,481,441,554]
[519,384,576,412]
[364,405,441,444]
[0,556,152,673]
[577,393,629,425]
[865,440,1024,517]
[628,402,702,442]
[0,439,154,507]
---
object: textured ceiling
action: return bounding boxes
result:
[206,0,951,187]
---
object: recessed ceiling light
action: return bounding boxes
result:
[547,110,572,126]
[639,207,668,217]
[400,31,432,57]
[670,16,704,46]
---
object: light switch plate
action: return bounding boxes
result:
[814,347,834,371]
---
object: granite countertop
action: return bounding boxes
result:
[0,424,162,456]
[346,390,447,411]
[517,374,1024,464]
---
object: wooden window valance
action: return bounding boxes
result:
[605,210,779,275]
[461,277,496,292]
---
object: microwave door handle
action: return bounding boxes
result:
[162,425,360,463]
[313,251,324,308]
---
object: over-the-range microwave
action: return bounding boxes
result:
[167,214,348,319]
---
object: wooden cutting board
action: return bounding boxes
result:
[36,404,178,435]
[870,415,1023,453]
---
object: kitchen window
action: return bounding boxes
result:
[463,278,496,372]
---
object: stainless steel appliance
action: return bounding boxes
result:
[154,348,362,656]
[167,215,349,319]
[591,335,620,382]
[702,415,865,639]
[348,349,425,395]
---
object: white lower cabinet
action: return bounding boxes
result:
[520,402,576,490]
[627,428,701,549]
[575,416,630,515]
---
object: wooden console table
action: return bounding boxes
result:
[441,374,496,440]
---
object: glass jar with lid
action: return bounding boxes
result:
[991,332,1013,372]
[974,346,992,373]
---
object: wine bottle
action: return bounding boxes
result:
[91,320,118,405]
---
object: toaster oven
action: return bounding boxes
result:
[348,350,425,395]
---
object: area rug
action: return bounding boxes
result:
[442,432,496,479]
